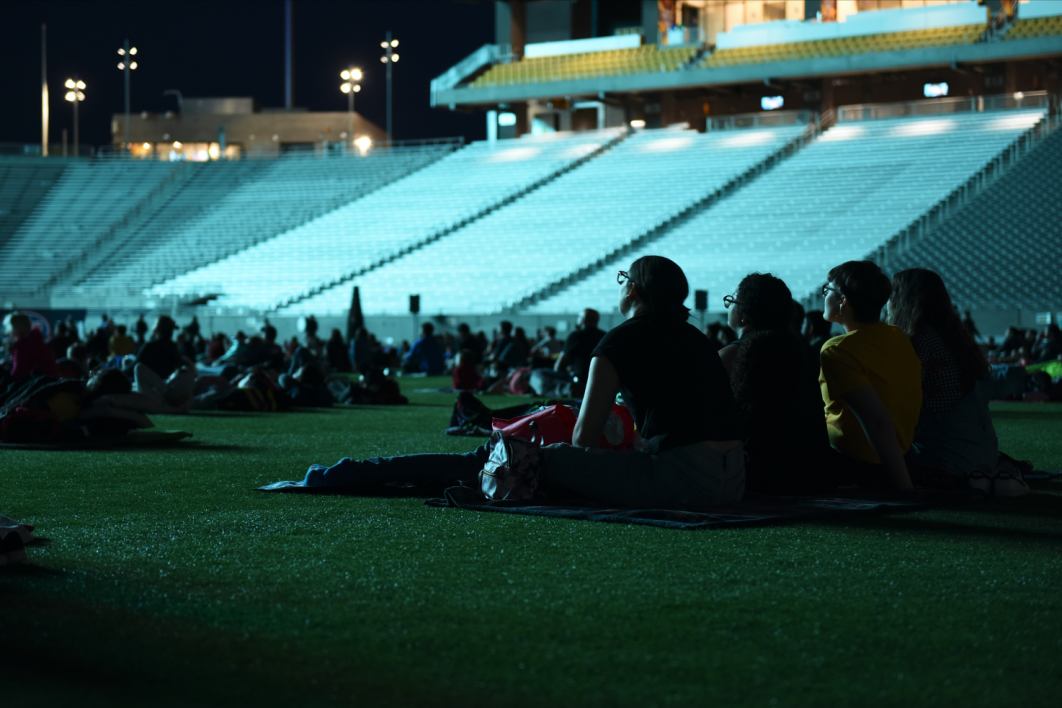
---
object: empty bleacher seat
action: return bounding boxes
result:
[75,146,451,294]
[282,123,807,316]
[526,109,1047,316]
[703,24,985,69]
[151,130,625,310]
[1005,14,1062,40]
[471,45,698,88]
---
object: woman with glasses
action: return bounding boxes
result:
[720,273,833,494]
[300,255,745,509]
[542,255,744,507]
[819,261,921,489]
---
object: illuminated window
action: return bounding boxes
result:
[924,82,949,98]
[761,96,784,111]
[497,112,517,127]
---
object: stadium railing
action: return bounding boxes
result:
[838,91,1050,122]
[707,109,815,131]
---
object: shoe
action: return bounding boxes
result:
[968,469,993,495]
[0,532,26,567]
[994,468,1031,497]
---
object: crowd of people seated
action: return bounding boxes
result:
[4,253,1055,505]
[300,255,1052,506]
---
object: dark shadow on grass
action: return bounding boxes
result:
[817,511,1062,544]
[991,409,1062,422]
[0,562,66,577]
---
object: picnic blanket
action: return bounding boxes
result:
[422,485,985,531]
[257,476,988,531]
[0,430,192,451]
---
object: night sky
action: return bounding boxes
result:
[0,1,495,148]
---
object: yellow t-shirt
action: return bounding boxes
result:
[819,322,922,464]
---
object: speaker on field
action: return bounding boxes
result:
[694,290,708,312]
[409,295,420,315]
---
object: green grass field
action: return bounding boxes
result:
[2,378,1060,707]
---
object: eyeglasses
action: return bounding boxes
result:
[822,283,841,298]
[617,270,632,286]
[723,294,741,310]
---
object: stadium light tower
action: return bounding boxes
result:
[64,77,86,157]
[340,66,362,151]
[117,40,138,152]
[379,32,399,142]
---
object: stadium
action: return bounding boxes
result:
[2,1,1061,706]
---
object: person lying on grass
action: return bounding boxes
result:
[887,268,998,484]
[303,255,746,509]
[819,260,921,490]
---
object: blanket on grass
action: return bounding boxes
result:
[0,430,192,451]
[257,479,987,531]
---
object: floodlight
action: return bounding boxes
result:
[391,54,399,62]
[130,47,137,55]
[130,62,137,70]
[77,80,85,89]
[65,91,76,101]
[65,79,75,88]
[341,70,350,80]
[118,48,126,55]
[380,41,389,48]
[341,83,351,93]
[118,62,125,70]
[391,40,398,47]
[630,119,646,128]
[354,85,361,92]
[380,56,388,63]
[351,69,362,80]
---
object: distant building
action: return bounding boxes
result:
[112,97,386,160]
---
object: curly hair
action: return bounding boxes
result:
[888,268,988,381]
[735,273,793,332]
[827,260,891,323]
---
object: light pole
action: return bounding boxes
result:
[64,77,85,157]
[117,41,138,151]
[340,67,362,152]
[379,32,399,142]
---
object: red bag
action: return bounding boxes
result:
[492,404,636,451]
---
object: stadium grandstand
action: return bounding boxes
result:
[1,0,1060,341]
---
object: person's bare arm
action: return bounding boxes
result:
[718,343,739,376]
[572,356,619,448]
[843,385,913,490]
[553,351,570,373]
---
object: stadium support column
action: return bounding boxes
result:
[41,24,48,156]
[641,0,658,45]
[821,78,836,127]
[508,1,526,58]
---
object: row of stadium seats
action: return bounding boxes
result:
[523,109,1048,315]
[76,146,450,293]
[702,24,985,68]
[0,161,180,291]
[283,123,808,316]
[887,124,1062,309]
[1005,14,1062,40]
[149,130,626,309]
[469,45,698,87]
[0,159,68,247]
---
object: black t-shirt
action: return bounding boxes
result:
[563,327,605,381]
[137,339,181,379]
[592,313,741,449]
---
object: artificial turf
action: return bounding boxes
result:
[2,378,1060,707]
